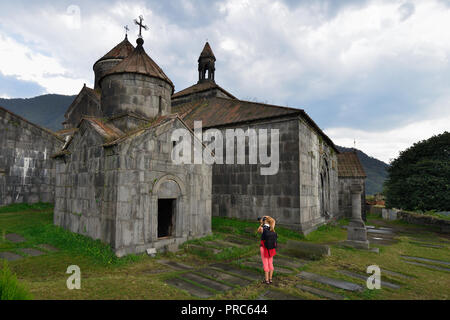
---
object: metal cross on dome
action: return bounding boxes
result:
[124,25,129,36]
[134,15,148,38]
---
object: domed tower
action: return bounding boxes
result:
[198,42,216,83]
[93,35,135,89]
[98,37,174,122]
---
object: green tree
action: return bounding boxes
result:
[384,131,450,211]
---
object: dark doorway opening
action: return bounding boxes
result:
[158,199,176,238]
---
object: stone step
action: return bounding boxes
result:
[157,260,194,271]
[182,272,233,292]
[5,233,26,243]
[0,252,23,261]
[400,255,450,266]
[258,289,304,300]
[18,248,45,257]
[210,263,261,281]
[402,260,450,272]
[295,284,345,300]
[336,270,401,289]
[165,277,214,298]
[197,268,252,287]
[297,271,364,292]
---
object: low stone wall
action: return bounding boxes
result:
[397,211,450,234]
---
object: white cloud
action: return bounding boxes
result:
[325,114,450,163]
[0,33,88,95]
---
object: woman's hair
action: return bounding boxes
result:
[265,216,276,232]
[257,216,276,233]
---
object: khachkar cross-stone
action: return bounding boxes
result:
[134,15,148,38]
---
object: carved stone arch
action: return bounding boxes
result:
[151,174,186,196]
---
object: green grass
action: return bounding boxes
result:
[0,202,54,213]
[1,203,449,300]
[0,260,33,300]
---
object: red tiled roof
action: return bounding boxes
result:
[94,36,135,66]
[172,97,339,152]
[337,152,366,178]
[100,39,174,91]
[172,81,236,99]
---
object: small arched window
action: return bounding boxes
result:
[158,96,162,115]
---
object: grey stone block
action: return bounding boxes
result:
[282,240,330,260]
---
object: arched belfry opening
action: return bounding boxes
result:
[319,158,331,218]
[198,42,216,83]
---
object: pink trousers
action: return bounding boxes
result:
[260,246,274,272]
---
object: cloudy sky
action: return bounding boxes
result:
[0,0,449,163]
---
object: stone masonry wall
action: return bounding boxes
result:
[0,107,62,206]
[298,118,339,234]
[53,121,118,245]
[113,119,212,256]
[100,73,172,119]
[212,117,301,228]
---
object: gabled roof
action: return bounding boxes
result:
[100,38,174,92]
[172,81,236,99]
[64,84,101,119]
[199,42,216,60]
[171,97,339,152]
[93,36,135,66]
[337,152,366,178]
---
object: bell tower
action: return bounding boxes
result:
[198,42,216,83]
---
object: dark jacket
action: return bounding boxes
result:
[260,227,277,258]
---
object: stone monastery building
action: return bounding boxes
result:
[0,27,365,256]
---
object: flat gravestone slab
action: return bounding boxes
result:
[242,261,294,275]
[197,268,252,287]
[183,272,233,292]
[258,290,304,300]
[157,260,193,270]
[0,252,23,261]
[409,241,444,249]
[402,260,450,272]
[225,236,254,246]
[298,271,364,292]
[187,244,221,255]
[19,248,45,257]
[37,244,59,252]
[274,256,307,269]
[215,240,244,248]
[5,233,26,243]
[367,229,394,235]
[381,269,413,279]
[203,241,229,248]
[296,284,345,300]
[165,277,214,298]
[400,255,450,266]
[210,263,261,281]
[336,270,401,289]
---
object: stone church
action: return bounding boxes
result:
[0,27,365,256]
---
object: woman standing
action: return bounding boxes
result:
[257,216,277,285]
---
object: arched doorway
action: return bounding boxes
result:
[150,175,186,241]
